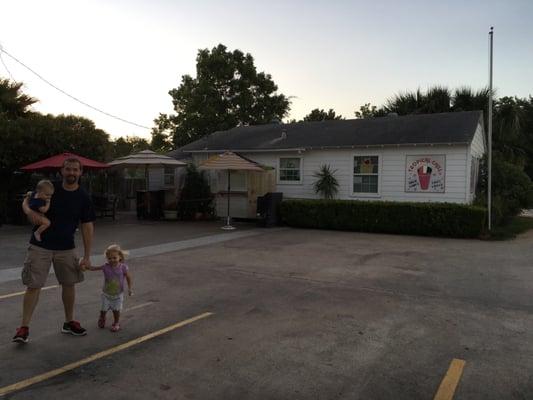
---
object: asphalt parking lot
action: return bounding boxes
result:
[1,222,533,399]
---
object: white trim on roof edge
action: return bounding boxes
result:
[183,142,470,153]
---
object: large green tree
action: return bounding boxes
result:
[153,44,290,147]
[303,108,343,121]
[110,136,151,159]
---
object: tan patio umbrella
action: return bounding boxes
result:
[108,150,186,189]
[200,151,264,230]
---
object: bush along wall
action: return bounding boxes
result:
[280,199,487,238]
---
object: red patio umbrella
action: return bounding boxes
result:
[20,152,109,172]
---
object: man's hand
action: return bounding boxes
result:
[79,257,91,271]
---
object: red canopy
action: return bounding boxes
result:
[20,152,109,171]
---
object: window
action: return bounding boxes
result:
[279,157,301,183]
[164,166,175,186]
[353,156,379,194]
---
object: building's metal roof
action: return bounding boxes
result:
[177,111,483,153]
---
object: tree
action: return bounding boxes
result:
[303,108,343,121]
[354,103,387,118]
[385,86,452,115]
[150,126,173,153]
[110,136,150,159]
[0,78,37,119]
[153,44,290,148]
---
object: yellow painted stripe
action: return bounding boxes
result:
[0,312,213,397]
[0,285,58,300]
[123,301,155,312]
[433,358,466,400]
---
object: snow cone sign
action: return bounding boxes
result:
[405,155,445,192]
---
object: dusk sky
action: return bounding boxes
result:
[1,0,531,139]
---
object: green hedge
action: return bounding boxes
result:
[280,199,487,238]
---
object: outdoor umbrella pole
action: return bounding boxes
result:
[224,169,234,229]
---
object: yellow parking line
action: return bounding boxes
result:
[0,312,213,397]
[433,358,466,400]
[0,285,58,300]
[123,301,155,312]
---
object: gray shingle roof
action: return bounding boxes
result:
[178,111,484,153]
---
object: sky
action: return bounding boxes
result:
[1,0,532,140]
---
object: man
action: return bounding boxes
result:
[12,158,95,343]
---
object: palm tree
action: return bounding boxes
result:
[384,89,424,115]
[385,86,451,115]
[313,164,339,199]
[492,96,527,165]
[0,78,37,119]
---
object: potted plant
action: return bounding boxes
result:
[163,201,178,220]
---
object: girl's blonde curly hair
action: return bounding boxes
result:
[105,244,129,262]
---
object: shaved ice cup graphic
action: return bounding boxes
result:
[417,165,432,190]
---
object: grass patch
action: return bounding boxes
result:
[487,216,533,240]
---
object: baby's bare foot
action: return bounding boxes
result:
[33,231,42,242]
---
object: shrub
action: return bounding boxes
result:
[280,199,486,238]
[177,164,214,220]
[476,155,533,225]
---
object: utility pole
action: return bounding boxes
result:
[488,26,494,231]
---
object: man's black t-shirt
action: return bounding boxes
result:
[29,182,96,250]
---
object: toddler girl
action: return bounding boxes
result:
[87,244,133,332]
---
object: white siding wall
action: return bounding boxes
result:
[231,145,470,204]
[148,166,182,191]
[466,123,486,203]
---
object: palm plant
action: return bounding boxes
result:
[313,164,339,200]
[0,78,37,119]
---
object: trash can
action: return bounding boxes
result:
[256,192,283,227]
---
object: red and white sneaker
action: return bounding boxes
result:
[110,323,120,332]
[12,326,29,343]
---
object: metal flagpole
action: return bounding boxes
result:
[488,26,494,231]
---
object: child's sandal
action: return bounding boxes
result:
[98,316,106,329]
[110,323,120,332]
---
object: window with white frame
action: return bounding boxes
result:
[164,166,175,186]
[353,155,379,194]
[279,157,301,183]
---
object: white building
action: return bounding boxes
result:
[173,111,485,217]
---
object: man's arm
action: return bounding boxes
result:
[37,200,51,214]
[79,222,94,270]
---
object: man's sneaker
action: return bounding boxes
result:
[61,321,87,336]
[12,326,29,343]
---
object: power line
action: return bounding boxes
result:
[0,46,151,130]
[0,45,16,83]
